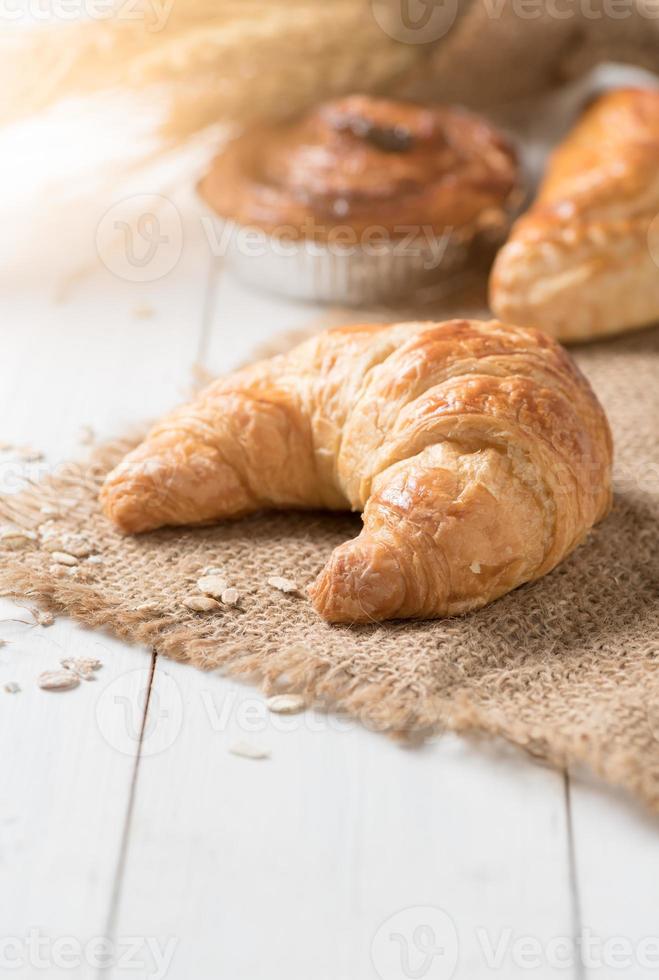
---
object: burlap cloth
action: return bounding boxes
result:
[1,268,658,810]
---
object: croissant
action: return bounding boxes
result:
[490,88,659,342]
[101,320,612,623]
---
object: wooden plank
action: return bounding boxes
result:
[0,606,149,951]
[567,772,659,979]
[0,208,210,976]
[112,280,577,980]
[113,665,575,980]
[201,265,353,374]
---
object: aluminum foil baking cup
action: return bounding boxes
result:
[199,209,469,306]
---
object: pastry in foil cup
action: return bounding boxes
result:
[199,95,521,304]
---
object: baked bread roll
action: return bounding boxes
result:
[101,320,612,623]
[490,88,659,342]
[199,95,521,304]
[200,94,519,244]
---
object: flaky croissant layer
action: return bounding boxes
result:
[101,320,613,623]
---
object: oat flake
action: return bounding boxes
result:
[50,551,78,566]
[0,528,37,550]
[266,694,306,714]
[229,740,270,760]
[268,576,298,594]
[61,657,102,680]
[38,670,80,691]
[197,575,229,599]
[183,596,221,613]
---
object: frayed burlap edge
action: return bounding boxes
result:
[0,439,658,815]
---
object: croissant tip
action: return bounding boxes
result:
[309,536,407,624]
[100,477,156,534]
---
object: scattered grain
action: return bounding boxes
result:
[183,596,221,613]
[229,740,270,760]
[43,534,92,557]
[4,682,20,694]
[62,535,93,558]
[50,551,78,566]
[220,587,240,607]
[38,670,80,691]
[61,657,102,679]
[197,574,229,599]
[0,528,37,550]
[136,601,161,613]
[36,611,54,627]
[266,694,306,715]
[49,563,74,577]
[268,576,298,594]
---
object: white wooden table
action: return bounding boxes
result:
[1,192,659,980]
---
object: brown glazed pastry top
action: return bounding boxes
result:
[199,95,520,240]
[535,87,659,211]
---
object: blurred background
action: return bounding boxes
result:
[2,0,659,291]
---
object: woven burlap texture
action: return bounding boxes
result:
[1,314,658,810]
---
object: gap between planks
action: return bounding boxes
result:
[103,649,158,948]
[564,769,586,980]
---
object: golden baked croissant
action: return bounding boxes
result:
[490,88,659,342]
[101,320,612,623]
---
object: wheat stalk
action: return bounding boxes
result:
[1,0,423,141]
